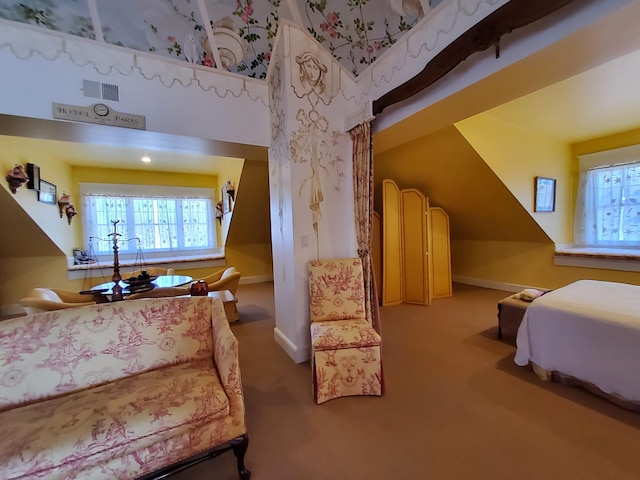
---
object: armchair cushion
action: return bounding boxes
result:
[314,347,383,404]
[311,319,381,351]
[19,288,95,314]
[1,360,229,479]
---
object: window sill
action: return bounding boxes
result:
[554,246,640,272]
[67,253,226,280]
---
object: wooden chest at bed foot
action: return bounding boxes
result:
[497,296,531,340]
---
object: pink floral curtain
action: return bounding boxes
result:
[350,121,381,333]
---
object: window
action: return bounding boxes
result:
[574,162,640,247]
[80,183,217,261]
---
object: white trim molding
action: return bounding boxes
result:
[553,247,640,273]
[452,275,549,294]
[274,327,310,364]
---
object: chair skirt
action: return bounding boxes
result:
[313,346,383,404]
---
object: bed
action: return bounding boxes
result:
[514,279,640,410]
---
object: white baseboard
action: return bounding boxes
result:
[274,327,310,364]
[239,274,273,285]
[452,275,548,293]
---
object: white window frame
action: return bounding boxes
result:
[555,144,640,272]
[574,145,640,249]
[80,183,219,264]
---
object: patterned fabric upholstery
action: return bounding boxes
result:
[308,258,383,404]
[0,296,249,479]
[311,319,380,350]
[309,258,366,321]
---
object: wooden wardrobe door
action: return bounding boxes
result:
[382,179,403,306]
[401,188,431,306]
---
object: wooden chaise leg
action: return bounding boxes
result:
[230,434,251,480]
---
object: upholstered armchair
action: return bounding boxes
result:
[199,267,242,322]
[19,288,96,315]
[127,267,175,278]
[308,258,384,404]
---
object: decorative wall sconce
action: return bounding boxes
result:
[215,201,223,224]
[64,203,77,225]
[5,164,29,193]
[58,192,71,218]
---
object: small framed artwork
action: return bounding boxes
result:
[38,180,57,205]
[534,176,556,212]
[26,163,40,190]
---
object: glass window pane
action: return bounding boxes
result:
[84,192,215,257]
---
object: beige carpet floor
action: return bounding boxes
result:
[174,282,640,480]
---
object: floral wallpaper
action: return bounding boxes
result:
[298,0,420,76]
[0,0,423,78]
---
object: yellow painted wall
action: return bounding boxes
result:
[1,136,77,307]
[452,240,640,289]
[374,124,640,291]
[224,160,273,279]
[374,125,549,243]
[572,127,640,157]
[455,113,573,244]
[1,135,74,256]
[2,256,71,302]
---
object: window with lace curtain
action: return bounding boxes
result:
[80,183,217,261]
[574,162,640,247]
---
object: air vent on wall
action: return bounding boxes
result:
[102,83,119,101]
[82,80,119,102]
[82,80,101,99]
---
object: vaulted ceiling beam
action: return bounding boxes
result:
[373,0,576,115]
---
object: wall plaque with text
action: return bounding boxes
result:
[52,102,146,130]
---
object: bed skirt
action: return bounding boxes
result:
[529,361,640,412]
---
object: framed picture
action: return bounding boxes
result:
[222,181,234,213]
[534,176,556,212]
[38,180,56,205]
[26,163,40,190]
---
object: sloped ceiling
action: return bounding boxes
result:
[483,46,640,145]
[0,115,267,174]
[0,187,62,257]
[375,125,551,242]
[0,0,431,79]
[375,0,640,152]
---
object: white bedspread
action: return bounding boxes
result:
[515,279,640,402]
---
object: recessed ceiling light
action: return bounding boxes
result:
[141,156,151,163]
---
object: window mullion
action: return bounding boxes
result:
[176,199,184,249]
[124,198,137,254]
